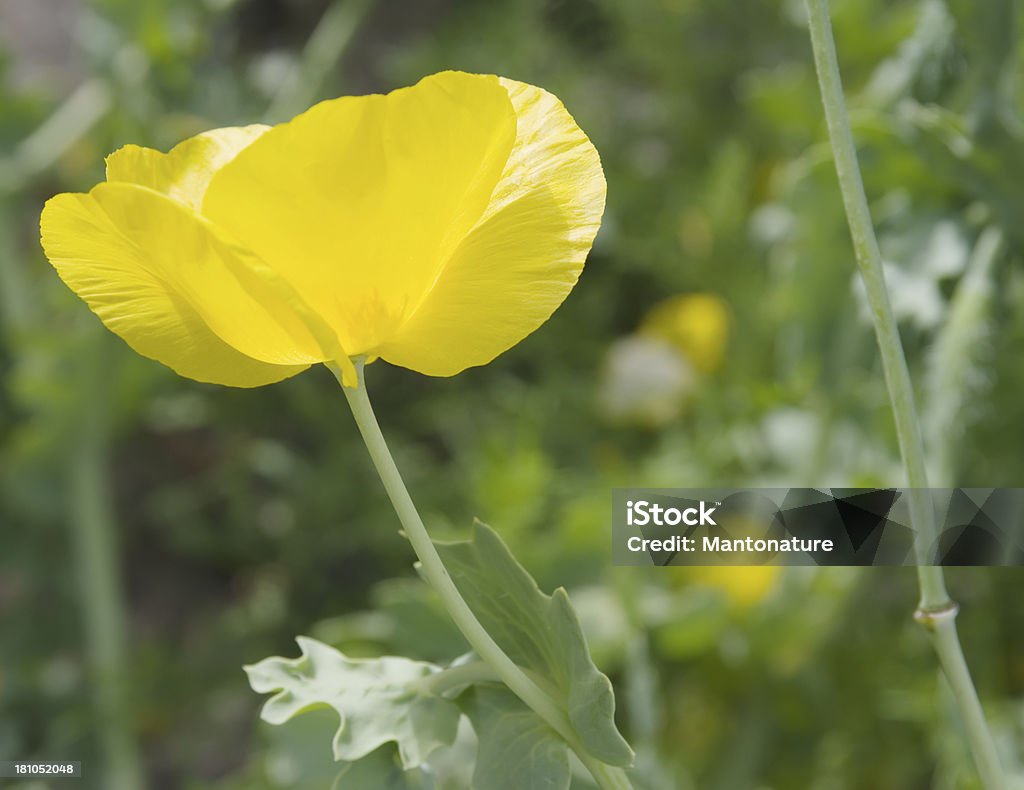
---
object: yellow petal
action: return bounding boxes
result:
[105,124,269,210]
[40,183,345,386]
[378,78,606,375]
[201,71,518,357]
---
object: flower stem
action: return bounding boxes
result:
[804,0,945,605]
[71,330,145,790]
[804,2,1006,787]
[418,662,501,696]
[331,359,633,790]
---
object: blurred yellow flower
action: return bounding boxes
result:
[690,565,780,607]
[598,293,730,426]
[640,293,730,374]
[685,510,780,606]
[40,71,605,388]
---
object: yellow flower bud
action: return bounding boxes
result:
[640,293,730,374]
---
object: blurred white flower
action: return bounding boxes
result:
[598,335,696,426]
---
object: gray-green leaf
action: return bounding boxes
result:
[244,636,461,769]
[464,685,570,790]
[332,747,413,789]
[434,522,634,767]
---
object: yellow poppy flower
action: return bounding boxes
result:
[40,71,605,387]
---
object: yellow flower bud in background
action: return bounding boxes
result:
[640,293,730,374]
[598,293,731,426]
[687,565,780,607]
[669,511,781,608]
[40,71,605,388]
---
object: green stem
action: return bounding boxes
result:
[804,2,1006,788]
[915,605,1006,790]
[0,203,35,331]
[419,660,563,699]
[805,0,944,604]
[331,359,633,790]
[71,330,145,790]
[418,662,502,696]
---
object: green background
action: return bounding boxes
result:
[1,0,1023,787]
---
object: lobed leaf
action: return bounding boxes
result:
[434,521,634,767]
[332,747,414,789]
[463,685,570,790]
[244,636,461,770]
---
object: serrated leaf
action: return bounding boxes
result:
[464,685,570,790]
[245,636,461,769]
[434,522,634,767]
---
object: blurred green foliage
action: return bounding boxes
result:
[2,0,1024,788]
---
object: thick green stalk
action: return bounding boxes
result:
[915,604,1006,790]
[804,2,1005,788]
[2,71,135,785]
[71,331,145,790]
[805,0,945,606]
[331,360,633,790]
